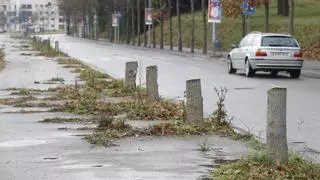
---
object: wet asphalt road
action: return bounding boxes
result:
[0,34,250,180]
[41,34,320,159]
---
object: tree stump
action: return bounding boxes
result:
[185,79,204,127]
[124,61,138,89]
[267,87,288,162]
[146,65,159,101]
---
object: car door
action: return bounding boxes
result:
[238,35,254,70]
[232,35,249,69]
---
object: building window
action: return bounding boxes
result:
[51,18,55,21]
[27,4,32,9]
[51,11,54,14]
[59,18,64,23]
[21,4,27,9]
[59,25,65,30]
[40,12,43,15]
[46,11,48,14]
[40,4,43,8]
[51,25,54,28]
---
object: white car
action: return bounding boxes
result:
[228,32,304,78]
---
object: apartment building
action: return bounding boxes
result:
[0,0,65,32]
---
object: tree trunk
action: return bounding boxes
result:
[264,0,269,32]
[201,0,207,54]
[185,79,204,127]
[288,0,294,35]
[153,24,156,48]
[126,1,130,44]
[83,14,86,38]
[160,0,164,49]
[278,0,289,16]
[144,0,147,47]
[267,87,288,162]
[124,61,138,89]
[146,66,160,101]
[177,0,182,52]
[66,16,71,35]
[190,0,195,53]
[131,0,136,46]
[137,0,141,46]
[169,0,173,50]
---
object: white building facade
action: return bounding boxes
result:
[0,0,65,32]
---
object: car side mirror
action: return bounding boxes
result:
[232,44,239,49]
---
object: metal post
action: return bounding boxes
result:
[212,22,216,54]
[118,25,120,42]
[242,14,246,37]
[148,0,151,48]
[247,15,251,33]
[114,27,117,43]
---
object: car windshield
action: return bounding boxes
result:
[261,36,299,47]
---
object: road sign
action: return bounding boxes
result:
[208,0,222,23]
[243,0,256,15]
[145,8,153,25]
[112,14,119,27]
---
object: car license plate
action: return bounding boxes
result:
[271,52,289,56]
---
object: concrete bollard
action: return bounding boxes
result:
[185,79,204,127]
[146,65,160,101]
[267,87,288,162]
[124,61,138,89]
[55,41,59,52]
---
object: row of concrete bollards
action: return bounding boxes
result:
[32,36,59,53]
[124,60,288,163]
[29,35,289,163]
[124,61,204,127]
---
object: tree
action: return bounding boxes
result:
[168,0,173,50]
[177,0,182,52]
[278,0,289,16]
[264,0,270,32]
[160,0,164,49]
[201,0,207,54]
[131,0,136,45]
[190,0,195,53]
[137,0,141,46]
[288,0,294,35]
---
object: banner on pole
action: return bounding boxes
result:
[145,8,153,25]
[112,14,119,27]
[243,0,256,15]
[208,0,222,23]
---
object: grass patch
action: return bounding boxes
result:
[232,132,265,151]
[0,48,5,71]
[85,115,136,146]
[20,53,32,56]
[31,40,66,57]
[13,102,55,108]
[10,88,32,96]
[39,117,87,123]
[0,96,37,105]
[57,58,82,65]
[212,152,320,180]
[47,77,65,83]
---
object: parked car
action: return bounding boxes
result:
[227,32,304,78]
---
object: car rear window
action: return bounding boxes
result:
[261,36,299,47]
